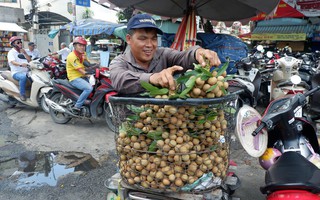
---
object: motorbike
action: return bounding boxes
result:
[228,56,263,108]
[0,54,53,113]
[44,62,117,132]
[41,55,67,79]
[270,56,309,101]
[236,79,320,199]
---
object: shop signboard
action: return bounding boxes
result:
[251,33,306,41]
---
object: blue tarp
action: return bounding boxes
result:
[161,33,248,74]
[66,19,122,36]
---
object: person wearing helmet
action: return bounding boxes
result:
[66,36,93,112]
[7,36,31,101]
[49,42,71,63]
[109,14,221,95]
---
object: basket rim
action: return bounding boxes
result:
[109,90,243,105]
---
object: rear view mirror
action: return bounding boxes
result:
[17,54,26,59]
[257,45,264,52]
[266,51,273,58]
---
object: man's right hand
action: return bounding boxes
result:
[149,65,183,91]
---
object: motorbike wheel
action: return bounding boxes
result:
[40,96,50,113]
[49,93,71,124]
[105,105,116,132]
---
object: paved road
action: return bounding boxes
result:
[0,101,266,200]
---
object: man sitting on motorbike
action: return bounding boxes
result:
[66,36,93,112]
[7,36,31,101]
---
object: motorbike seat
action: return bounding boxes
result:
[1,71,32,88]
[1,71,19,85]
[260,151,320,194]
[53,79,81,92]
[52,79,92,105]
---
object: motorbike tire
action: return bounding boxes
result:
[39,96,50,113]
[105,105,115,132]
[49,93,72,124]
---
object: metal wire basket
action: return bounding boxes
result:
[109,93,239,193]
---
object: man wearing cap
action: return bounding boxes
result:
[109,13,221,95]
[25,42,41,60]
[49,42,71,63]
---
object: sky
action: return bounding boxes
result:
[90,2,118,23]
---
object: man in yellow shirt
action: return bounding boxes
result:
[66,36,93,112]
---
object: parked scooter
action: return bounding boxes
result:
[44,62,117,132]
[41,51,67,80]
[228,56,262,107]
[0,54,53,112]
[270,56,309,101]
[236,79,320,199]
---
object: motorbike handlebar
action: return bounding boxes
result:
[304,85,320,97]
[252,122,266,136]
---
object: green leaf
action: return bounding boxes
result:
[141,81,159,91]
[126,115,139,121]
[126,105,144,114]
[149,88,169,96]
[127,127,143,137]
[217,61,229,77]
[148,140,158,152]
[140,81,169,96]
[220,86,227,95]
[147,130,163,140]
[198,67,213,79]
[179,75,198,97]
[197,119,206,124]
[207,83,218,93]
[176,74,192,84]
[210,145,218,151]
[169,94,180,99]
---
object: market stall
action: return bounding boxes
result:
[0,22,27,68]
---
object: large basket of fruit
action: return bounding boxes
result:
[109,62,240,193]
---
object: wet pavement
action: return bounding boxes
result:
[2,151,99,189]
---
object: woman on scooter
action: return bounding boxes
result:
[7,36,31,101]
[66,36,93,112]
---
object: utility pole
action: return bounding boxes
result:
[30,0,38,43]
[73,0,77,26]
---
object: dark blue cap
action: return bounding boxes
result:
[127,14,163,35]
[28,42,36,46]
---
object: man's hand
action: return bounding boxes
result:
[21,63,28,67]
[150,65,183,91]
[195,48,221,67]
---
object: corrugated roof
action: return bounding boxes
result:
[252,25,315,37]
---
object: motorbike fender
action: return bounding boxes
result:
[234,78,255,93]
[39,87,53,97]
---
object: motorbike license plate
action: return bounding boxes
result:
[294,106,302,118]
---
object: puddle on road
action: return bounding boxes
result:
[1,151,99,189]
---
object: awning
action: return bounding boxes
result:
[0,22,27,33]
[70,19,122,36]
[251,25,312,41]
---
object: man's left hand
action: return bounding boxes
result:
[195,48,221,67]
